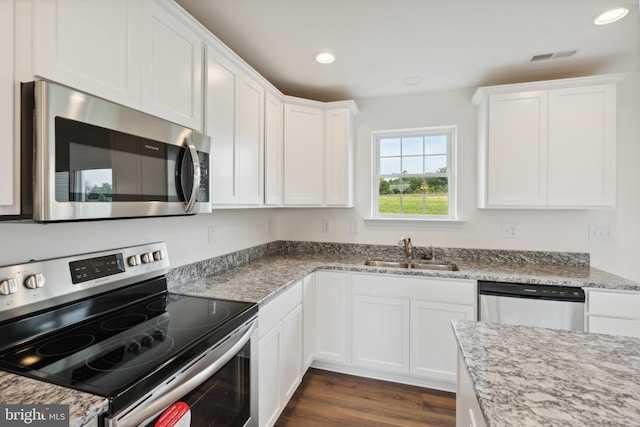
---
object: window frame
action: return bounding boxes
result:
[371,126,457,220]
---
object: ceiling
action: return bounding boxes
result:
[176,0,640,102]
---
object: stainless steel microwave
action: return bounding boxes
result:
[20,81,211,222]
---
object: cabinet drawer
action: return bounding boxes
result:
[588,316,640,338]
[351,273,475,305]
[587,290,640,319]
[259,280,302,338]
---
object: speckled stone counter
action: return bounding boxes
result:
[452,320,640,426]
[167,241,639,305]
[0,371,108,427]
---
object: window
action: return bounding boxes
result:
[372,126,456,219]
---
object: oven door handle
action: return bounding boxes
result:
[111,320,256,427]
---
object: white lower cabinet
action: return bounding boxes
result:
[314,271,348,363]
[411,301,474,382]
[352,295,410,372]
[349,273,476,390]
[302,273,316,370]
[258,281,303,427]
[456,352,487,427]
[585,288,640,338]
[260,271,476,425]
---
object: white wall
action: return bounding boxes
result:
[1,74,638,282]
[0,209,277,268]
[277,72,640,281]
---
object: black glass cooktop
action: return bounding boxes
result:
[0,278,256,410]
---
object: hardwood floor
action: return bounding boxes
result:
[275,368,456,427]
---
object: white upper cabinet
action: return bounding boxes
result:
[283,103,325,206]
[283,100,357,207]
[206,47,264,206]
[206,48,237,205]
[0,0,16,213]
[33,0,142,109]
[473,75,622,209]
[547,85,616,206]
[141,0,203,130]
[264,91,284,206]
[486,91,548,206]
[235,74,265,204]
[325,106,355,207]
[32,0,202,130]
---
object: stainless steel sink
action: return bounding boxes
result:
[364,259,459,271]
[363,260,410,268]
[409,262,459,271]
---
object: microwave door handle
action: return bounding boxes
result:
[183,139,201,213]
[111,320,257,427]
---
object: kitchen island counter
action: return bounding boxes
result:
[452,319,640,426]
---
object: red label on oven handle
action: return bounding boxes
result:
[154,401,191,427]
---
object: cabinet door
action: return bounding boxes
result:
[283,104,324,205]
[314,271,348,363]
[411,301,474,382]
[281,305,303,400]
[487,91,548,206]
[258,326,282,427]
[302,273,315,371]
[547,85,616,206]
[586,289,640,337]
[236,73,264,204]
[457,353,488,427]
[0,0,15,212]
[325,108,353,206]
[33,0,142,109]
[352,295,409,372]
[265,92,284,206]
[206,48,237,204]
[142,0,202,130]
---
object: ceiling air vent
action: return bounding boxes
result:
[530,50,577,62]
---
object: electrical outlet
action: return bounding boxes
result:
[322,220,332,233]
[266,219,273,234]
[500,223,519,239]
[589,225,614,241]
[350,220,358,234]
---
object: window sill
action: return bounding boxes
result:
[363,217,467,224]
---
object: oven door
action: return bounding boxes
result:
[105,319,258,427]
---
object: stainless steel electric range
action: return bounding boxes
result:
[0,242,258,427]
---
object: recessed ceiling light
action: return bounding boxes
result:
[594,7,629,25]
[315,52,335,64]
[401,76,424,86]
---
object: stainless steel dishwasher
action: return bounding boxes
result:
[478,281,585,331]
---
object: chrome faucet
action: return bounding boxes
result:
[398,237,413,260]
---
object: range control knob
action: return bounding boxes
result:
[0,278,19,295]
[128,340,142,354]
[141,334,154,347]
[24,273,46,289]
[152,329,166,342]
[141,253,153,264]
[152,250,165,261]
[127,255,139,267]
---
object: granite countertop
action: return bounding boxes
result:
[4,243,637,423]
[0,371,108,427]
[168,251,640,305]
[452,320,640,426]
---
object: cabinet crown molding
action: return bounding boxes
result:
[471,73,626,105]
